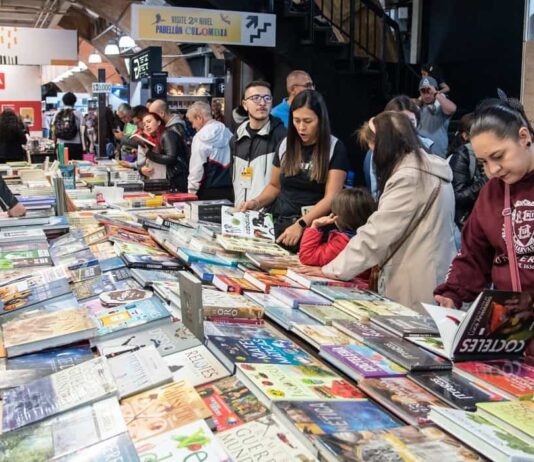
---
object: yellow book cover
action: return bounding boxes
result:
[99,310,132,327]
[478,401,534,439]
[121,380,212,442]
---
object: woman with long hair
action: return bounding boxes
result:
[300,111,456,311]
[139,112,166,179]
[0,109,27,162]
[240,90,350,251]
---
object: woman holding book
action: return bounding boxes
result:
[435,97,534,310]
[299,111,456,311]
[239,90,350,252]
[138,113,166,180]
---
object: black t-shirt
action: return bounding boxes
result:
[272,140,350,217]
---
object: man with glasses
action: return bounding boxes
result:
[231,80,287,206]
[417,76,457,157]
[271,70,314,127]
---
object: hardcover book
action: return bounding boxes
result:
[135,419,230,462]
[122,253,183,270]
[212,274,262,294]
[164,344,230,387]
[409,370,507,411]
[298,304,354,325]
[319,344,407,381]
[364,336,452,371]
[197,376,269,432]
[358,377,448,426]
[108,345,173,398]
[331,319,389,342]
[2,308,96,357]
[120,379,213,442]
[292,324,354,349]
[179,270,205,342]
[407,335,448,358]
[371,315,439,337]
[423,289,534,360]
[2,357,117,432]
[270,287,330,308]
[0,241,52,269]
[217,414,316,462]
[202,289,264,320]
[190,262,243,282]
[236,363,365,406]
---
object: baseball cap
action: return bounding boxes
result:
[419,76,438,91]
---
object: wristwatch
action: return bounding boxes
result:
[297,218,307,229]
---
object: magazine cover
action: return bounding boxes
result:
[221,206,275,241]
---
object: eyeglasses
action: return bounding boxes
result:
[244,94,273,104]
[293,82,315,90]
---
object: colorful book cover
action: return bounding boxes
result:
[99,256,127,272]
[164,345,230,387]
[54,248,98,271]
[332,300,374,320]
[0,242,52,269]
[122,253,183,270]
[54,433,140,462]
[202,289,264,319]
[99,288,153,306]
[317,425,484,462]
[216,235,289,256]
[310,285,383,301]
[0,278,70,314]
[286,269,367,290]
[298,304,354,325]
[407,335,448,358]
[371,315,439,337]
[190,262,243,283]
[409,370,507,411]
[455,360,534,399]
[221,206,275,240]
[114,240,168,256]
[358,377,448,426]
[243,271,297,293]
[264,305,320,330]
[237,363,365,403]
[217,414,316,462]
[332,319,389,342]
[135,419,230,462]
[244,252,300,270]
[244,291,292,309]
[0,398,127,462]
[270,287,330,308]
[477,401,534,441]
[320,344,407,379]
[2,357,117,432]
[72,274,137,301]
[197,376,269,432]
[207,336,314,366]
[177,247,237,267]
[120,380,213,443]
[354,299,419,317]
[6,346,94,374]
[212,275,262,294]
[364,336,452,371]
[292,324,354,348]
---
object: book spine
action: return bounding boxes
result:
[203,306,263,319]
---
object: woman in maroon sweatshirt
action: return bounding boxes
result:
[435,98,534,308]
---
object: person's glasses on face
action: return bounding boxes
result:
[244,94,273,104]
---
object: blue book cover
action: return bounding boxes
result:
[207,336,314,365]
[274,400,400,435]
[100,256,127,272]
[264,306,319,330]
[190,262,242,282]
[0,278,70,315]
[177,247,237,267]
[7,346,94,373]
[53,248,98,270]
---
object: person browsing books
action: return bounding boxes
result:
[298,111,456,311]
[139,112,166,180]
[0,176,25,217]
[240,90,349,252]
[435,97,534,310]
[299,188,376,271]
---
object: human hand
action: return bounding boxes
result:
[312,213,336,229]
[434,295,455,308]
[239,199,259,212]
[140,166,154,176]
[119,161,132,168]
[113,131,124,141]
[8,203,26,217]
[295,265,326,277]
[276,222,304,247]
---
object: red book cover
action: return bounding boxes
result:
[212,275,262,294]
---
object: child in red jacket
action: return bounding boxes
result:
[299,188,376,267]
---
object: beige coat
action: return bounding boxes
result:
[322,152,457,312]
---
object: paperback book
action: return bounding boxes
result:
[6,345,94,374]
[298,304,354,325]
[0,277,70,314]
[264,305,319,330]
[287,270,368,291]
[202,289,264,319]
[216,235,289,256]
[243,270,298,293]
[212,274,262,294]
[99,288,153,306]
[477,400,534,445]
[331,319,389,342]
[371,315,439,337]
[292,324,354,349]
[177,247,238,267]
[54,432,139,462]
[122,253,183,270]
[270,287,330,308]
[190,262,243,283]
[221,206,275,240]
[244,252,301,270]
[130,268,179,287]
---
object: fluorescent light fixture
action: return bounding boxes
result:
[119,35,136,49]
[78,61,88,71]
[104,40,120,55]
[88,51,102,63]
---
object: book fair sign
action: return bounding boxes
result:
[131,5,276,47]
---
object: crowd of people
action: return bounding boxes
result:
[1,65,533,318]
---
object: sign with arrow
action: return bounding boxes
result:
[131,5,276,47]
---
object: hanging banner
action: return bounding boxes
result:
[0,27,77,66]
[131,5,276,47]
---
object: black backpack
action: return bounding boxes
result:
[54,109,78,140]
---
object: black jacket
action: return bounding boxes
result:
[146,116,189,192]
[0,176,18,211]
[449,142,488,228]
[0,127,26,162]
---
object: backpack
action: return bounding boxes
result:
[54,109,78,140]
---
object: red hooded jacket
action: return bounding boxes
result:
[435,171,534,307]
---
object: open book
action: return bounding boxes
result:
[422,290,534,361]
[221,206,275,241]
[130,133,156,148]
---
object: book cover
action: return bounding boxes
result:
[237,363,365,403]
[244,291,291,309]
[72,274,137,302]
[212,274,262,294]
[287,270,368,291]
[409,370,507,411]
[317,425,484,462]
[190,262,243,283]
[216,235,289,256]
[164,345,229,387]
[202,289,264,320]
[270,287,330,308]
[477,400,534,443]
[92,296,171,340]
[454,360,534,400]
[99,288,153,307]
[197,376,269,432]
[114,241,168,257]
[407,335,448,358]
[217,414,316,462]
[54,248,98,271]
[423,290,534,360]
[135,419,230,462]
[353,299,420,317]
[179,271,205,342]
[0,228,46,244]
[122,253,183,270]
[99,256,127,272]
[430,407,534,462]
[364,336,452,371]
[264,305,319,330]
[93,322,201,357]
[221,206,275,240]
[371,315,439,337]
[320,344,407,379]
[292,324,354,349]
[331,319,389,342]
[120,380,213,442]
[332,300,375,321]
[310,284,384,301]
[0,278,70,314]
[0,241,52,269]
[245,252,301,270]
[2,357,117,432]
[108,345,173,398]
[358,377,448,426]
[177,247,237,267]
[0,398,127,461]
[298,304,354,325]
[6,345,94,374]
[3,308,96,357]
[203,321,280,339]
[130,268,179,287]
[243,270,297,293]
[54,433,140,462]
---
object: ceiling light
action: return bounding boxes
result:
[88,51,102,64]
[119,35,136,49]
[78,61,88,71]
[104,40,120,55]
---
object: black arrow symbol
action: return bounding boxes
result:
[246,15,258,29]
